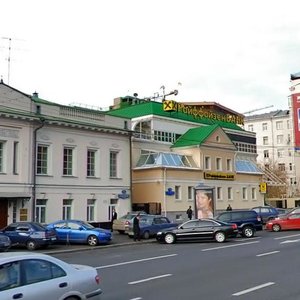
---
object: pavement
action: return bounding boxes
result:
[41,231,156,254]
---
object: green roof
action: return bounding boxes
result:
[106,101,243,131]
[172,124,220,148]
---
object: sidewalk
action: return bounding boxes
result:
[42,231,156,254]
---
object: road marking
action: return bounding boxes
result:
[129,298,142,300]
[202,241,259,251]
[128,274,172,285]
[274,233,300,240]
[96,254,177,269]
[280,239,300,244]
[256,251,280,257]
[233,282,275,296]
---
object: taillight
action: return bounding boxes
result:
[257,216,262,222]
[95,275,100,285]
[125,221,131,226]
[231,224,237,229]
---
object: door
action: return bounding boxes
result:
[0,200,8,228]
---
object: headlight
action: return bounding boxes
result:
[157,232,162,235]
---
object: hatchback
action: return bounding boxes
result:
[156,218,238,244]
[46,219,112,246]
[215,210,263,238]
[0,222,56,250]
[0,252,102,300]
[126,215,178,239]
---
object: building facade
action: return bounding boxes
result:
[0,81,132,228]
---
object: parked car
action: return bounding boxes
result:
[156,218,238,244]
[276,208,289,215]
[0,222,57,250]
[0,233,11,252]
[251,206,279,223]
[113,212,147,234]
[0,252,102,300]
[266,212,300,232]
[215,210,263,238]
[126,215,178,239]
[46,219,112,246]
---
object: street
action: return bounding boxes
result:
[52,230,300,300]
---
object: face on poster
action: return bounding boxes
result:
[195,189,214,219]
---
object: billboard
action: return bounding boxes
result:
[194,184,215,218]
[291,93,300,149]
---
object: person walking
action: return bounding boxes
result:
[186,206,193,220]
[133,213,141,241]
[111,208,118,232]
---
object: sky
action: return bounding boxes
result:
[1,0,300,115]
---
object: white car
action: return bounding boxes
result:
[0,252,102,300]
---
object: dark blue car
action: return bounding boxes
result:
[46,220,112,246]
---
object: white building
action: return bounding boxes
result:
[0,81,132,228]
[244,109,300,206]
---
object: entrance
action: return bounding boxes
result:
[0,200,8,228]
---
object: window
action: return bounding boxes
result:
[62,199,72,219]
[264,150,269,158]
[287,120,290,129]
[290,163,293,171]
[0,261,20,291]
[216,157,222,171]
[87,149,96,177]
[87,199,95,221]
[227,187,233,200]
[251,187,256,200]
[278,163,285,171]
[226,158,232,171]
[13,141,19,174]
[277,149,284,158]
[204,156,211,170]
[175,185,181,200]
[216,187,222,200]
[277,135,283,144]
[248,124,253,132]
[262,123,268,131]
[63,147,73,176]
[276,121,283,130]
[242,187,247,200]
[110,151,118,178]
[36,199,47,223]
[188,186,194,201]
[263,136,268,145]
[37,145,48,175]
[0,141,4,172]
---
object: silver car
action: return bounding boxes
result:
[0,252,102,300]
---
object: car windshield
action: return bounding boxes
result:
[79,221,95,229]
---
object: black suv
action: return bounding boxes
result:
[215,210,263,238]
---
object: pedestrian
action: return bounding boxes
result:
[133,213,141,241]
[226,204,232,211]
[111,208,118,232]
[186,206,193,220]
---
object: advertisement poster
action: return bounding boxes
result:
[195,188,214,219]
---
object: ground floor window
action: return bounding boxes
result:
[36,199,47,223]
[87,199,95,221]
[62,199,72,219]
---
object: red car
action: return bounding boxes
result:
[266,213,300,232]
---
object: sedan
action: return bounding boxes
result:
[113,212,147,234]
[0,252,101,300]
[46,219,112,246]
[266,212,300,232]
[156,218,238,244]
[1,222,56,250]
[0,233,11,252]
[126,215,178,239]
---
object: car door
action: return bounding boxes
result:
[51,221,69,242]
[193,220,216,240]
[68,222,87,243]
[176,220,201,241]
[286,213,300,229]
[2,259,71,300]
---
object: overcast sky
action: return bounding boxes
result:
[1,0,300,114]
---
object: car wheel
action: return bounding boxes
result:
[164,233,176,244]
[272,224,281,232]
[214,231,226,243]
[143,231,150,239]
[26,240,38,250]
[87,235,98,246]
[242,226,254,238]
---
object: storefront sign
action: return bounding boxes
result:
[162,100,244,125]
[204,172,235,180]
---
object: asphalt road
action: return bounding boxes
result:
[51,230,300,300]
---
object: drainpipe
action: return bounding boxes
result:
[31,119,45,221]
[163,167,167,217]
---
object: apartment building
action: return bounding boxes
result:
[0,81,131,228]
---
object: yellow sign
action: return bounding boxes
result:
[259,182,267,193]
[204,172,235,181]
[163,100,176,112]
